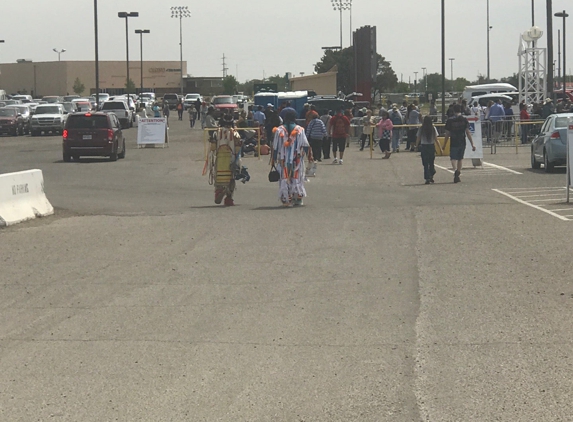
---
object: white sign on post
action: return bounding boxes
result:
[137,117,168,147]
[464,115,483,160]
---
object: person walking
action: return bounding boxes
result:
[359,110,374,151]
[320,110,332,159]
[176,99,184,120]
[519,103,530,144]
[443,104,476,183]
[406,104,421,151]
[162,102,170,127]
[305,113,327,162]
[329,108,350,164]
[389,104,403,152]
[416,115,442,184]
[195,98,202,122]
[272,110,310,207]
[188,105,197,128]
[376,110,393,159]
[152,102,161,118]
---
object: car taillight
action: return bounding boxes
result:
[550,131,561,139]
[107,129,114,141]
[62,129,68,139]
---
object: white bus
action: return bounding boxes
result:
[462,83,517,103]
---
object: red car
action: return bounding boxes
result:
[62,112,126,162]
[211,95,238,117]
[0,107,25,136]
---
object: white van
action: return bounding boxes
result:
[462,83,517,103]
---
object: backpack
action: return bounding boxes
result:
[332,115,347,135]
[390,111,402,126]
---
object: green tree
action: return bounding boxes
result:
[371,59,398,99]
[453,77,471,92]
[395,82,411,93]
[222,75,238,95]
[314,47,355,94]
[73,78,85,95]
[265,74,289,91]
[125,78,136,94]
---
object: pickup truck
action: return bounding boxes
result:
[101,100,133,128]
[211,95,238,117]
[30,104,67,136]
[162,93,180,110]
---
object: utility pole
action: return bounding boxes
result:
[222,54,228,78]
[546,0,554,99]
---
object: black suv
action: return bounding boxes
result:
[62,112,125,162]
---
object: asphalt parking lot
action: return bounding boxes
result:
[2,119,573,421]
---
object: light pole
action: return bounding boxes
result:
[53,48,66,61]
[554,10,569,100]
[0,40,4,88]
[331,0,351,48]
[547,0,554,100]
[449,58,455,93]
[421,67,427,93]
[171,6,191,95]
[441,0,446,122]
[118,12,139,98]
[486,0,491,81]
[135,29,150,94]
[94,1,99,106]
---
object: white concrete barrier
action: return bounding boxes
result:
[0,169,54,227]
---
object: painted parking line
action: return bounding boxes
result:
[493,187,573,221]
[435,161,522,176]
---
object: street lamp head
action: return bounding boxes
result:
[136,29,151,34]
[128,12,139,17]
[554,11,569,18]
[171,6,191,18]
[62,49,66,53]
[53,48,57,53]
[118,12,127,17]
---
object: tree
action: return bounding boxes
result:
[73,78,85,95]
[395,82,411,93]
[265,74,289,91]
[371,59,398,100]
[222,75,238,95]
[314,47,355,93]
[125,78,136,94]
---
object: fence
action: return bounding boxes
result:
[350,115,546,156]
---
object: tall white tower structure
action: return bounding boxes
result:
[518,26,546,105]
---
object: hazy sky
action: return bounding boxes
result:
[1,0,571,84]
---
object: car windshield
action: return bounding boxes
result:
[102,102,126,110]
[164,95,177,100]
[35,106,61,114]
[185,95,198,99]
[15,107,28,114]
[554,116,573,129]
[0,108,16,117]
[43,97,59,103]
[213,96,233,105]
[66,115,108,129]
[62,103,74,112]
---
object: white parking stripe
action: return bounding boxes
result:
[482,162,523,174]
[434,164,454,174]
[516,193,567,198]
[493,189,570,221]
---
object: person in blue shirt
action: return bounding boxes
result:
[488,99,505,143]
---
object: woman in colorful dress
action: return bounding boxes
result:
[272,110,310,207]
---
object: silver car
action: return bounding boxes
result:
[531,113,573,172]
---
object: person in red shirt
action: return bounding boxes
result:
[329,109,350,164]
[519,103,530,144]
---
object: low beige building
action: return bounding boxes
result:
[0,60,187,97]
[289,68,337,95]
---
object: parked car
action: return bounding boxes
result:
[30,104,67,136]
[139,92,156,108]
[211,95,238,117]
[531,112,573,172]
[2,99,22,106]
[5,105,31,134]
[162,93,179,110]
[62,112,126,162]
[0,107,26,136]
[63,95,80,102]
[42,96,63,104]
[100,100,133,128]
[183,93,202,110]
[60,102,75,114]
[71,98,93,112]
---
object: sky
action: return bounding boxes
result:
[1,0,571,85]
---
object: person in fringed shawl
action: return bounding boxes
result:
[271,110,310,207]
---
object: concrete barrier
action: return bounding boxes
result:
[0,169,54,227]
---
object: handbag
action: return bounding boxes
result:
[268,164,280,182]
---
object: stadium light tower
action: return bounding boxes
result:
[171,6,191,94]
